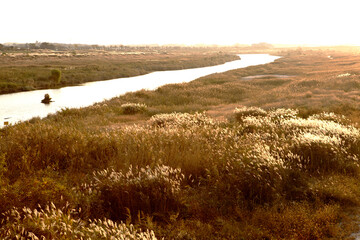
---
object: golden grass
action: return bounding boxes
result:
[1,48,360,239]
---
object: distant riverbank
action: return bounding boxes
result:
[0,54,279,126]
[0,50,239,94]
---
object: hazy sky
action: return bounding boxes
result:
[2,0,360,46]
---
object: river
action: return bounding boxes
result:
[0,54,280,127]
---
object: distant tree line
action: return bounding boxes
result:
[0,42,230,51]
[0,41,274,52]
[250,42,274,50]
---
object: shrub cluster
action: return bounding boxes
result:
[235,106,359,175]
[0,203,158,240]
[149,112,215,128]
[0,121,120,180]
[120,103,147,115]
[233,106,267,122]
[49,69,61,84]
[75,165,185,221]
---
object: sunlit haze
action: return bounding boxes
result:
[2,0,360,46]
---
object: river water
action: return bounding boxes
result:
[0,54,279,127]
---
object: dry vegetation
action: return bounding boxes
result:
[1,47,360,239]
[0,48,239,94]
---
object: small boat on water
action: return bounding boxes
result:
[41,94,53,104]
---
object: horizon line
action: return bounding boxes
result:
[1,41,360,48]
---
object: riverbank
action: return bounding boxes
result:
[0,48,239,94]
[0,54,278,127]
[1,48,360,239]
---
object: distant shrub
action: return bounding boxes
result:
[234,107,298,124]
[337,73,351,78]
[149,112,214,128]
[0,82,19,93]
[49,69,61,84]
[268,108,299,120]
[0,203,158,239]
[120,103,147,114]
[309,112,349,124]
[233,106,267,122]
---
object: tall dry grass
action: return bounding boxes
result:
[2,49,360,239]
[1,106,359,239]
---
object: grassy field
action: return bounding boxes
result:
[0,48,239,94]
[1,48,360,239]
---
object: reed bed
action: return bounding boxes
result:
[1,106,359,239]
[1,49,360,239]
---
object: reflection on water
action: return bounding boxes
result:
[0,54,279,126]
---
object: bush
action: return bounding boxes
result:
[309,112,350,124]
[0,174,71,214]
[233,106,267,122]
[289,133,341,173]
[0,121,118,180]
[288,132,359,174]
[49,69,61,84]
[78,165,185,221]
[0,82,20,93]
[0,203,158,239]
[248,203,341,240]
[149,112,214,128]
[120,103,147,114]
[209,142,285,210]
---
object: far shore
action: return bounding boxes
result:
[0,48,241,94]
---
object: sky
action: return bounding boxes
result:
[1,0,360,46]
